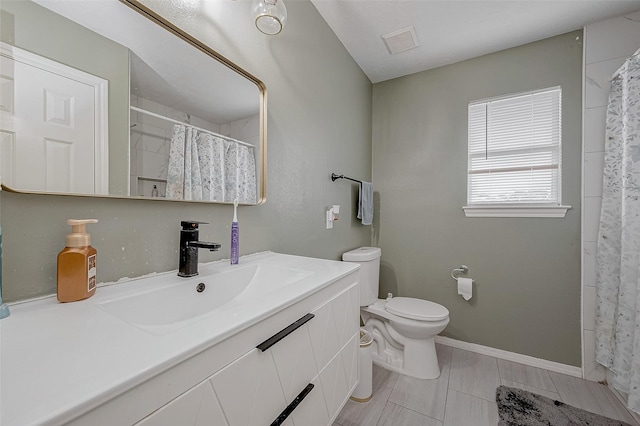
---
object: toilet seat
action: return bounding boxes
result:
[385,297,449,321]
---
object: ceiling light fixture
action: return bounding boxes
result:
[251,0,287,35]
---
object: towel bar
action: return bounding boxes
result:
[331,173,362,185]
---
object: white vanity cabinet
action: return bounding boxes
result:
[133,279,359,426]
[135,379,228,426]
[2,253,361,426]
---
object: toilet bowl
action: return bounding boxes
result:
[361,297,449,379]
[343,247,450,380]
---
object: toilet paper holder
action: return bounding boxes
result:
[451,265,476,283]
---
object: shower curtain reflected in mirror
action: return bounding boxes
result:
[223,141,258,205]
[595,47,640,415]
[166,124,257,203]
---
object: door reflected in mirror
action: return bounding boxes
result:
[0,0,266,204]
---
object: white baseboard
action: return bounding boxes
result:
[435,336,583,378]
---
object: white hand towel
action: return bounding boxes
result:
[357,181,374,225]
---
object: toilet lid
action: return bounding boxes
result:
[385,297,449,321]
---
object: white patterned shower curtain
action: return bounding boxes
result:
[196,132,226,202]
[166,124,257,203]
[166,124,202,200]
[224,142,257,204]
[595,48,640,414]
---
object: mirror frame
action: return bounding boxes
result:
[1,0,267,205]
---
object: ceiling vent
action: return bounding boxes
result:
[381,26,419,55]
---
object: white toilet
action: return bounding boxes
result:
[343,247,449,379]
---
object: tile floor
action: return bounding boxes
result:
[334,344,640,426]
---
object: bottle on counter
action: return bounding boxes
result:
[57,219,99,303]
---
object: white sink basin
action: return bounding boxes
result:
[98,261,313,334]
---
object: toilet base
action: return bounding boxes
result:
[369,328,441,379]
[372,358,440,380]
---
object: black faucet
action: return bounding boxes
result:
[178,221,221,277]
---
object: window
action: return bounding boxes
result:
[464,87,570,218]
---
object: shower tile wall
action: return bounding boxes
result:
[582,10,640,382]
[220,115,261,148]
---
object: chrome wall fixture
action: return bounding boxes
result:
[451,265,476,284]
[451,265,469,280]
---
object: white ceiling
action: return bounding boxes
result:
[310,0,640,83]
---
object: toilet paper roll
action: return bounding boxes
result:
[457,277,473,301]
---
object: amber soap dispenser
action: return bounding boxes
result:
[57,219,98,303]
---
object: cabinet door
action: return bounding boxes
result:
[307,286,359,373]
[333,285,360,350]
[309,285,360,423]
[288,376,329,426]
[307,297,341,372]
[318,345,350,420]
[270,319,319,407]
[210,348,290,426]
[268,318,329,426]
[135,380,228,426]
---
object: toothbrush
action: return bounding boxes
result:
[230,199,239,265]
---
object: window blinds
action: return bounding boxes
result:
[467,87,562,205]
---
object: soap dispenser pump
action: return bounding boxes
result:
[57,219,98,303]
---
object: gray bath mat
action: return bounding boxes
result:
[496,385,633,426]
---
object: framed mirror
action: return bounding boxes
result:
[0,0,266,204]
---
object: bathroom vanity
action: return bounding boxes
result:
[0,252,360,425]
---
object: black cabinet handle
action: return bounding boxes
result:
[270,383,314,426]
[256,313,314,352]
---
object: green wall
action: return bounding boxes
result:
[0,0,372,301]
[372,31,583,366]
[0,0,130,195]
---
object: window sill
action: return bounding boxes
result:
[462,205,571,218]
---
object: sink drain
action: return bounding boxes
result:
[196,282,206,293]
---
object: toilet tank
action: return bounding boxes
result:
[342,247,381,307]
